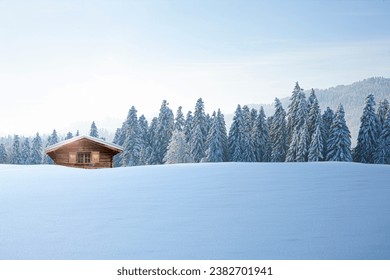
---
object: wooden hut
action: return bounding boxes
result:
[45,135,123,169]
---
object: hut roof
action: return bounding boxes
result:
[45,135,123,154]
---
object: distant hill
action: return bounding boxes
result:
[247,77,390,144]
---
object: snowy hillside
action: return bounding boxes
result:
[1,163,390,260]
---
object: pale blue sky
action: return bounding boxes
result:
[1,0,390,135]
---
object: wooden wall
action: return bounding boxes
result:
[47,139,120,169]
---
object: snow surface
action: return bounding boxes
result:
[0,162,389,260]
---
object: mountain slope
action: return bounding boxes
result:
[248,77,390,143]
[1,162,389,260]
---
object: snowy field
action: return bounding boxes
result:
[0,162,389,260]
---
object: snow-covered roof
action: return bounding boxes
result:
[45,135,123,153]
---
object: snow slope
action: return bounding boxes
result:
[0,162,389,260]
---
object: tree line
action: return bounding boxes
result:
[1,82,389,166]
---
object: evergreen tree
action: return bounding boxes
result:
[270,98,288,162]
[353,94,380,163]
[241,105,256,162]
[308,115,324,162]
[205,111,225,162]
[376,99,389,130]
[11,135,22,164]
[30,133,43,164]
[327,105,352,161]
[217,109,229,162]
[65,132,73,140]
[253,107,269,162]
[75,130,80,136]
[296,121,309,162]
[174,106,185,132]
[321,107,334,160]
[146,117,159,165]
[44,130,59,164]
[155,100,174,164]
[184,111,193,143]
[121,106,142,166]
[287,82,307,144]
[138,115,149,166]
[374,110,390,164]
[0,143,7,163]
[165,129,192,164]
[89,121,99,138]
[112,128,123,167]
[228,105,244,161]
[21,138,31,164]
[190,98,208,162]
[307,89,321,141]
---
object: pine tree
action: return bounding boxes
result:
[377,99,389,131]
[241,105,256,162]
[307,89,321,141]
[165,129,192,164]
[65,132,73,140]
[374,110,390,164]
[308,115,324,162]
[89,121,99,138]
[327,105,352,161]
[0,143,7,163]
[121,106,142,166]
[205,111,225,162]
[11,135,22,164]
[217,109,229,162]
[174,106,185,132]
[75,130,80,136]
[190,98,208,162]
[155,100,174,164]
[321,107,334,160]
[270,98,288,162]
[353,94,380,163]
[44,130,59,164]
[21,138,31,164]
[145,117,159,165]
[184,111,193,143]
[228,105,244,161]
[287,82,307,144]
[296,121,309,162]
[30,133,43,164]
[138,115,149,166]
[253,107,270,162]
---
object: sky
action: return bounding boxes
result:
[1,0,390,136]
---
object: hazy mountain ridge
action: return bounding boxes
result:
[248,77,390,143]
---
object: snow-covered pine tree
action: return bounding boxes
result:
[308,115,324,162]
[217,109,229,162]
[65,132,73,140]
[321,107,334,160]
[296,120,309,162]
[265,116,273,162]
[21,138,31,164]
[138,114,149,166]
[287,82,307,144]
[11,135,22,164]
[250,108,258,130]
[89,121,99,138]
[353,94,380,164]
[75,130,80,136]
[0,143,7,163]
[155,100,174,164]
[30,133,43,164]
[44,129,59,164]
[285,129,299,162]
[121,106,142,167]
[228,104,244,161]
[307,89,321,141]
[326,104,352,162]
[184,111,193,143]
[241,105,256,162]
[374,110,390,164]
[376,99,389,131]
[190,98,208,163]
[145,117,159,165]
[164,129,192,164]
[205,111,225,162]
[270,98,288,162]
[174,106,185,132]
[253,106,269,162]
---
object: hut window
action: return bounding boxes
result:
[77,152,91,163]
